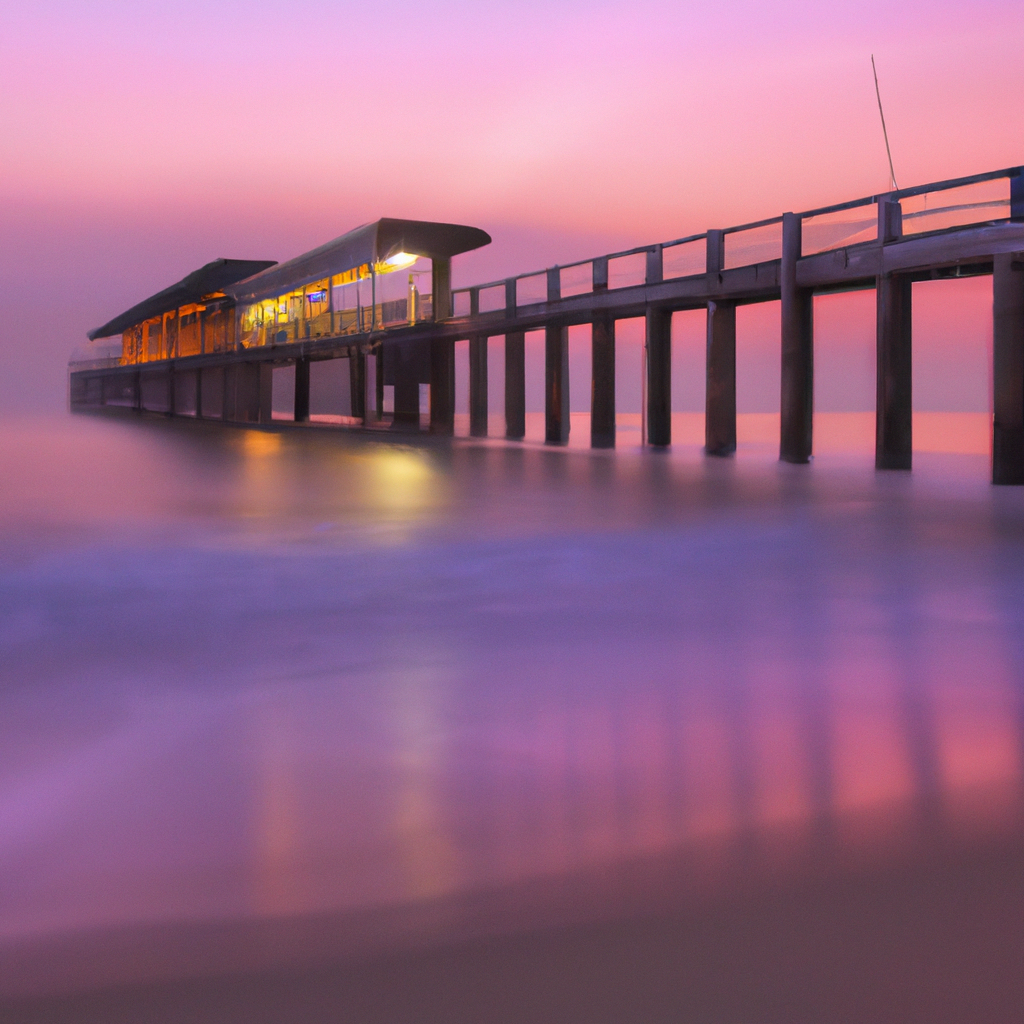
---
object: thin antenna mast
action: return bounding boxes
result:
[871,54,899,191]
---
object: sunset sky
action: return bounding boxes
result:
[2,0,1022,412]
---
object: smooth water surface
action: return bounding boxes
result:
[1,411,1022,1021]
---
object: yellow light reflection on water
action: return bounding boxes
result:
[362,448,440,525]
[241,431,282,457]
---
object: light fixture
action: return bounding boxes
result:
[378,251,419,273]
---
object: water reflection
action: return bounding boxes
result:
[0,412,1023,1007]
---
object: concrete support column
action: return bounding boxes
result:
[645,307,671,447]
[503,277,525,440]
[349,349,366,423]
[993,252,1024,484]
[195,368,204,420]
[167,365,176,418]
[223,364,242,422]
[294,357,310,423]
[258,363,273,425]
[705,301,736,455]
[469,335,488,436]
[221,365,230,421]
[393,362,420,427]
[591,315,615,448]
[545,324,569,444]
[875,196,912,469]
[875,272,913,469]
[705,228,735,456]
[430,339,455,434]
[780,211,814,463]
[504,331,525,440]
[375,347,384,420]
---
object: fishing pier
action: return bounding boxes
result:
[70,167,1024,483]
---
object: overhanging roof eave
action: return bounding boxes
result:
[224,218,491,305]
[87,258,277,339]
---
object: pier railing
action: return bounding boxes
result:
[451,166,1022,316]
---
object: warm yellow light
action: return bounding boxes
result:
[378,251,419,273]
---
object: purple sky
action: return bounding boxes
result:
[1,0,1021,411]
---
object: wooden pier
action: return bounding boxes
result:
[71,167,1024,483]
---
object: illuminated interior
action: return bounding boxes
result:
[236,254,433,351]
[90,220,492,368]
[122,297,236,364]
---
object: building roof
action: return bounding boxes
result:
[87,258,277,340]
[223,218,491,305]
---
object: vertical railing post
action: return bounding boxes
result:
[591,315,615,448]
[875,196,912,469]
[593,257,609,292]
[780,212,814,463]
[545,267,568,444]
[504,278,525,439]
[705,229,736,456]
[645,245,663,286]
[992,252,1024,484]
[469,335,488,436]
[1011,170,1024,221]
[294,356,310,423]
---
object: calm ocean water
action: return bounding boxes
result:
[1,410,1022,1021]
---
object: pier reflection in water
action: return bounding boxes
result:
[0,412,1022,1021]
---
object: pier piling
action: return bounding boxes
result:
[504,331,525,440]
[705,302,737,456]
[430,340,455,434]
[294,357,310,423]
[645,308,672,447]
[705,230,736,456]
[469,336,488,436]
[591,316,615,448]
[780,212,814,464]
[545,325,569,444]
[349,350,366,423]
[992,252,1024,484]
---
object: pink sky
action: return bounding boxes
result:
[1,0,1022,412]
